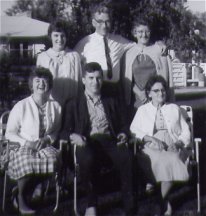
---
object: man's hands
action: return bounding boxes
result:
[70,133,86,147]
[117,133,128,146]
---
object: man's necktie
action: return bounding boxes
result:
[103,36,113,79]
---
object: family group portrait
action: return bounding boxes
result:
[0,0,206,215]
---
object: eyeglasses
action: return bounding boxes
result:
[93,18,110,25]
[135,30,151,35]
[151,89,166,94]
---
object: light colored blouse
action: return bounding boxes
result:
[130,102,191,147]
[5,96,62,146]
[36,48,82,106]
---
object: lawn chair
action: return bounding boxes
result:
[0,110,62,213]
[59,140,79,216]
[133,105,202,214]
[180,105,202,214]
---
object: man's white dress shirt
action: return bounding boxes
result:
[75,32,133,83]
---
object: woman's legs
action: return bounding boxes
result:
[161,181,173,215]
[18,176,35,214]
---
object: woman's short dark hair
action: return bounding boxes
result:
[82,62,103,77]
[145,75,168,99]
[28,67,53,91]
[48,20,67,38]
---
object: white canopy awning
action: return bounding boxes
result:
[0,16,49,37]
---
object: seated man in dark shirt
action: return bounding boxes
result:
[60,62,134,216]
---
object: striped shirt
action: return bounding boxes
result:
[85,92,110,136]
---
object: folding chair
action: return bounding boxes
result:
[0,110,62,213]
[180,105,202,214]
[132,105,202,214]
[59,140,79,216]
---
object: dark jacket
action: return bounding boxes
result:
[60,93,129,141]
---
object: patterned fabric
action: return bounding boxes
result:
[85,92,110,136]
[8,145,60,180]
[37,48,82,106]
[38,104,47,138]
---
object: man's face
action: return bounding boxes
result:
[82,71,103,96]
[92,12,111,36]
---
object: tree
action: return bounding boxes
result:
[5,0,206,61]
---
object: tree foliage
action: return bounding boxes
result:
[5,0,206,62]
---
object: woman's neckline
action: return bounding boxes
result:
[32,94,48,108]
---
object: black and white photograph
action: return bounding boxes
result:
[0,0,206,215]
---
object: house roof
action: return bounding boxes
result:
[0,16,49,37]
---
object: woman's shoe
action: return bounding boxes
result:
[161,199,172,216]
[13,196,18,209]
[163,201,172,216]
[11,186,19,210]
[19,207,36,215]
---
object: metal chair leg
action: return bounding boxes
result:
[74,144,79,216]
[53,172,60,213]
[195,138,201,214]
[2,171,7,212]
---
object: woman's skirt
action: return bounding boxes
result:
[142,130,189,182]
[8,146,60,180]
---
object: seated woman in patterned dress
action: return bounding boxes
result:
[5,67,62,214]
[130,75,191,216]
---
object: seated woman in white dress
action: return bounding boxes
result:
[5,67,62,215]
[37,20,82,106]
[130,75,191,216]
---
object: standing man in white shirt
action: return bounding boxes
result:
[75,3,134,97]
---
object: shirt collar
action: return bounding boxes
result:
[93,32,110,40]
[48,48,67,57]
[85,91,101,105]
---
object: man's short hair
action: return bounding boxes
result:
[82,62,103,77]
[91,2,110,18]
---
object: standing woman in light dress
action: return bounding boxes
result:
[130,75,191,216]
[123,18,174,120]
[37,20,82,107]
[5,68,62,215]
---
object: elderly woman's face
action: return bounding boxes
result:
[51,31,66,51]
[133,24,150,45]
[148,82,166,106]
[32,77,50,95]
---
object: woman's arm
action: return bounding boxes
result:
[5,103,27,146]
[178,108,191,147]
[130,106,150,140]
